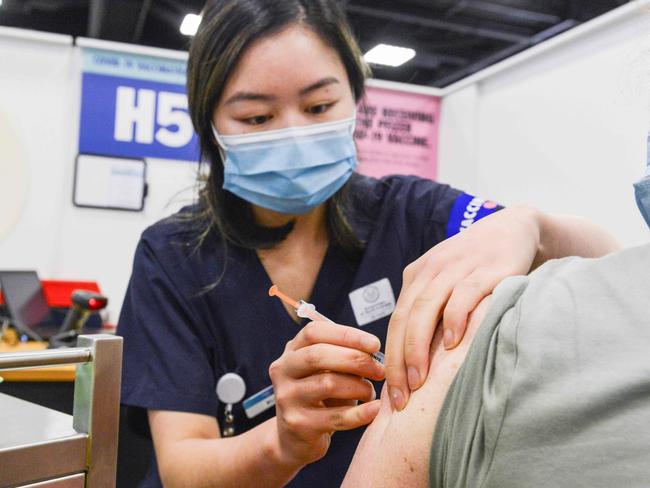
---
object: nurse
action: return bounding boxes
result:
[117,0,619,486]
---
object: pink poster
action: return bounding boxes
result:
[354,86,440,180]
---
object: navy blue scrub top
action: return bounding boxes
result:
[117,174,500,487]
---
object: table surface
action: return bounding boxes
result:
[0,342,76,382]
[0,392,78,447]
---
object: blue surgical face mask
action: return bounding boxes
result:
[212,117,358,215]
[633,133,650,229]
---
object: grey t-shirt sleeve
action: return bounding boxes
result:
[430,244,650,488]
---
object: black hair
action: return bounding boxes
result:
[186,0,370,256]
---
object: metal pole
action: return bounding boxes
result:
[87,0,108,38]
[0,348,91,370]
[74,334,123,487]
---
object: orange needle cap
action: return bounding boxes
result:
[268,284,299,309]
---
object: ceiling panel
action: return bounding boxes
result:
[0,0,633,88]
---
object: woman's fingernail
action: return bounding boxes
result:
[389,387,406,411]
[407,366,420,390]
[362,335,380,350]
[444,328,455,349]
[365,400,381,419]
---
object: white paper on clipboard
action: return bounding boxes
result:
[73,154,147,211]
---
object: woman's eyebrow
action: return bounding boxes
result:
[299,77,340,96]
[224,92,276,105]
[224,77,340,106]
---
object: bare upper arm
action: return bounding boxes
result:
[342,296,492,488]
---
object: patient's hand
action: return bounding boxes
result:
[342,296,492,488]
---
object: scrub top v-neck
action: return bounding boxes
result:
[117,174,500,487]
[252,242,335,326]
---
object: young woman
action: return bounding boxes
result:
[117,1,619,486]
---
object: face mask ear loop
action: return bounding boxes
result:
[350,109,358,135]
[211,124,227,161]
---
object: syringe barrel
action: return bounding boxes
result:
[296,301,334,323]
[296,301,384,365]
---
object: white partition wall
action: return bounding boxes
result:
[437,1,650,247]
[437,84,480,193]
[0,29,77,280]
[478,8,649,246]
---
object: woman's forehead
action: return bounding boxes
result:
[220,25,349,99]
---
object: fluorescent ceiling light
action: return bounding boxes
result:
[364,44,416,67]
[180,13,202,36]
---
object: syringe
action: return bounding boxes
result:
[268,285,385,365]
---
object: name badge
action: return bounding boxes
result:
[349,278,396,327]
[243,385,275,419]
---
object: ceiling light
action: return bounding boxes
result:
[180,13,202,36]
[363,44,416,67]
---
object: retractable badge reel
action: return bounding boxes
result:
[216,373,246,437]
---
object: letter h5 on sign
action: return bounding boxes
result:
[79,73,199,161]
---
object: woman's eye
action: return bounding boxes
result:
[244,115,271,125]
[308,103,332,115]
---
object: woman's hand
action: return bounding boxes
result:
[385,205,541,411]
[385,204,621,412]
[268,320,385,468]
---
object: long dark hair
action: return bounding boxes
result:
[186,0,370,256]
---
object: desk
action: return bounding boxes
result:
[0,341,76,381]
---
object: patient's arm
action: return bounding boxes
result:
[342,296,492,488]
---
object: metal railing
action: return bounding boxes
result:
[0,347,91,370]
[0,334,122,487]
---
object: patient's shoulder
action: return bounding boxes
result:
[342,297,492,488]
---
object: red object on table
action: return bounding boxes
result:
[0,280,102,307]
[41,280,102,307]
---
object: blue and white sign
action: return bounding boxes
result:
[79,48,199,162]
